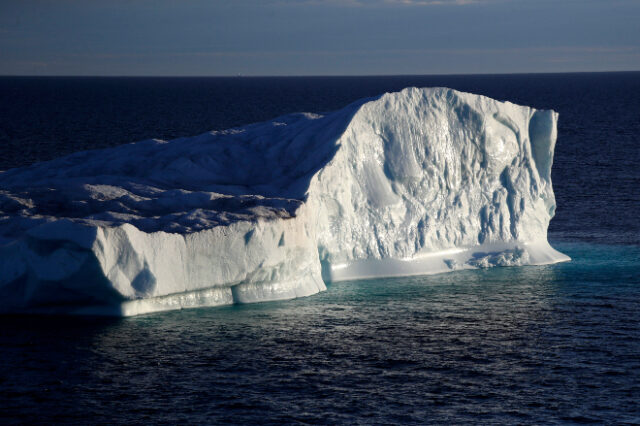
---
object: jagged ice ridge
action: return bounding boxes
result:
[0,88,569,316]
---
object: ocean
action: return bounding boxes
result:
[1,73,639,423]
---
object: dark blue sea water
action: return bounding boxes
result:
[1,73,639,423]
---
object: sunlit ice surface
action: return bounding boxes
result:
[0,87,568,315]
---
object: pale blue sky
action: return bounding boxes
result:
[1,0,639,76]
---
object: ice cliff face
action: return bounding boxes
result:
[0,88,569,315]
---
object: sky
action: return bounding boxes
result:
[0,0,639,76]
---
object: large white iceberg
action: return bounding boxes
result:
[0,88,569,316]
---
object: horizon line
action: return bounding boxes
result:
[1,70,639,79]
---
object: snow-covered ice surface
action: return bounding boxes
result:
[0,88,569,316]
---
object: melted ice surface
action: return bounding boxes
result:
[0,88,569,316]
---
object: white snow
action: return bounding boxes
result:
[0,87,569,316]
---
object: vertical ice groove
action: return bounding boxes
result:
[528,109,557,184]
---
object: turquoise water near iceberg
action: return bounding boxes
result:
[1,242,639,424]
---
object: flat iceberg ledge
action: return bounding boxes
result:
[0,87,569,316]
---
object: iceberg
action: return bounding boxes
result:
[0,87,569,316]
